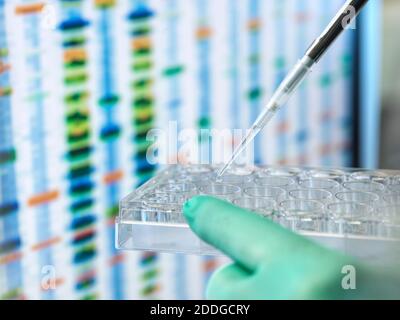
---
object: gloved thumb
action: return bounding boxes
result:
[183,195,327,272]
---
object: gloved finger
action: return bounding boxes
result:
[183,195,316,272]
[206,263,253,300]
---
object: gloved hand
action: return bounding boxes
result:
[183,195,400,300]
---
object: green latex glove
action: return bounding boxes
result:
[183,195,400,300]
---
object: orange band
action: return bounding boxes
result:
[15,3,45,15]
[28,190,59,207]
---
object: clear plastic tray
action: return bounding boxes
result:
[116,165,400,265]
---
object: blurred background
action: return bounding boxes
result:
[0,0,395,300]
[380,0,400,169]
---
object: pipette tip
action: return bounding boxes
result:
[216,165,228,178]
[217,128,256,177]
[217,158,234,177]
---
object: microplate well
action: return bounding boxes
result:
[116,165,400,265]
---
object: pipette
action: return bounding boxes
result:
[218,0,369,177]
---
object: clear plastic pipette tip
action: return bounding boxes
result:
[217,56,313,177]
[217,126,260,177]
